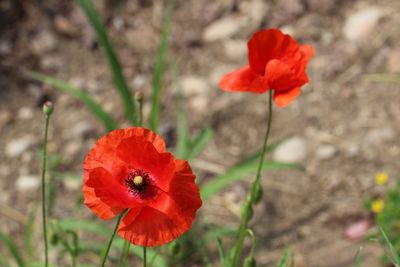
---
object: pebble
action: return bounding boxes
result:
[18,107,34,120]
[386,48,400,73]
[343,7,383,42]
[69,121,95,139]
[316,145,337,160]
[365,127,395,145]
[273,137,308,163]
[240,0,268,28]
[202,17,243,42]
[209,65,236,86]
[180,76,210,96]
[54,15,79,36]
[15,174,40,192]
[63,177,81,191]
[0,40,12,55]
[223,39,247,60]
[31,31,57,54]
[0,111,13,130]
[5,136,36,158]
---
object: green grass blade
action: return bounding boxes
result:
[365,73,400,83]
[380,226,400,266]
[216,233,226,265]
[77,0,135,124]
[276,248,291,267]
[201,161,302,201]
[355,247,362,267]
[26,71,118,131]
[150,0,174,132]
[187,127,214,161]
[0,231,25,267]
[24,207,36,261]
[175,91,189,158]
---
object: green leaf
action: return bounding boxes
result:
[187,127,214,161]
[26,71,118,131]
[216,233,226,265]
[150,0,174,132]
[201,161,302,201]
[77,0,135,124]
[24,207,36,261]
[355,247,362,267]
[0,231,25,267]
[380,226,400,266]
[175,91,189,158]
[365,73,400,83]
[276,248,291,267]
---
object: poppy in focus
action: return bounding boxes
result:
[83,127,202,246]
[219,28,314,107]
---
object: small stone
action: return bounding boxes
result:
[365,127,395,145]
[0,111,13,130]
[240,0,268,28]
[273,137,308,163]
[15,174,40,192]
[63,177,81,191]
[31,31,57,54]
[64,141,81,161]
[131,75,146,89]
[54,15,79,36]
[0,40,12,55]
[209,65,236,86]
[223,39,247,60]
[6,136,36,158]
[343,7,383,42]
[180,76,210,96]
[70,121,95,139]
[316,145,337,160]
[386,48,400,73]
[202,17,243,42]
[18,107,34,120]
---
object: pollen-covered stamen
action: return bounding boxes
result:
[125,169,158,199]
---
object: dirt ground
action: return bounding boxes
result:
[1,0,400,266]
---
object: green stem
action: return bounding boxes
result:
[101,211,126,267]
[143,247,147,267]
[119,240,130,267]
[231,90,273,266]
[41,113,51,267]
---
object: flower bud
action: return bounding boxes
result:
[43,101,54,116]
[254,184,263,204]
[241,200,253,221]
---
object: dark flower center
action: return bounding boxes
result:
[125,169,158,199]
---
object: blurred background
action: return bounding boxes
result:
[1,0,400,266]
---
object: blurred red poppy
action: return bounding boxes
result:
[220,28,314,107]
[83,127,202,246]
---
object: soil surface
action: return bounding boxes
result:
[1,0,400,266]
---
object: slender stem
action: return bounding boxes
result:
[119,240,130,267]
[41,113,51,267]
[143,247,147,267]
[101,211,126,267]
[231,90,273,267]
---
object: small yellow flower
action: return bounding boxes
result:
[375,172,389,185]
[371,199,385,214]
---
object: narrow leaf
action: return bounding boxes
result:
[201,161,302,201]
[0,231,25,267]
[380,226,400,266]
[150,0,174,131]
[187,128,214,161]
[276,248,291,267]
[77,0,135,124]
[26,71,118,131]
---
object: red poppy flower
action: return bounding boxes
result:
[83,127,202,246]
[219,28,314,107]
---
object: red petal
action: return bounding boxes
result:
[265,59,301,91]
[273,87,301,107]
[83,185,124,220]
[118,206,183,247]
[117,159,202,247]
[219,65,269,93]
[116,136,175,192]
[248,29,299,74]
[86,167,139,208]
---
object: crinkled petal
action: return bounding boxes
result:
[265,59,302,91]
[219,65,269,93]
[248,29,299,74]
[273,87,301,107]
[83,185,124,220]
[116,137,175,192]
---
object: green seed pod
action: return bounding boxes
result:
[43,101,54,116]
[254,184,263,204]
[241,201,253,221]
[244,256,256,267]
